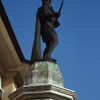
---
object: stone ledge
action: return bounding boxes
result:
[8,84,77,100]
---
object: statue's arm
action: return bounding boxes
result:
[41,7,60,21]
[43,13,60,19]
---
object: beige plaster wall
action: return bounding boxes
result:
[2,78,16,100]
[0,75,1,88]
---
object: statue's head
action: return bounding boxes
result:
[42,0,51,5]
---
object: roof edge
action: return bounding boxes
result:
[0,1,30,65]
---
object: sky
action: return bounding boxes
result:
[1,0,100,100]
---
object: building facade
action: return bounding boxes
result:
[0,1,29,100]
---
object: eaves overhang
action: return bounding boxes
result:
[0,1,30,87]
[0,1,30,64]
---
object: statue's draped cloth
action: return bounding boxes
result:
[31,9,41,63]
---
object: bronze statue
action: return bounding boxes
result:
[31,0,64,63]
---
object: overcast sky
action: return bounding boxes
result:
[1,0,100,100]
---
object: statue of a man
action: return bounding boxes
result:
[31,0,61,63]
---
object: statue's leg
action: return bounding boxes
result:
[42,25,58,59]
[43,37,58,59]
[43,42,50,58]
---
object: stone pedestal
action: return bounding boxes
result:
[8,61,77,100]
[25,61,63,87]
[8,84,77,100]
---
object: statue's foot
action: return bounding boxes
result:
[43,58,57,63]
[50,58,57,62]
[30,58,57,64]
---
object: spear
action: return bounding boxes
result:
[58,0,64,13]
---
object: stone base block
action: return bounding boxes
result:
[8,84,77,100]
[24,61,63,87]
